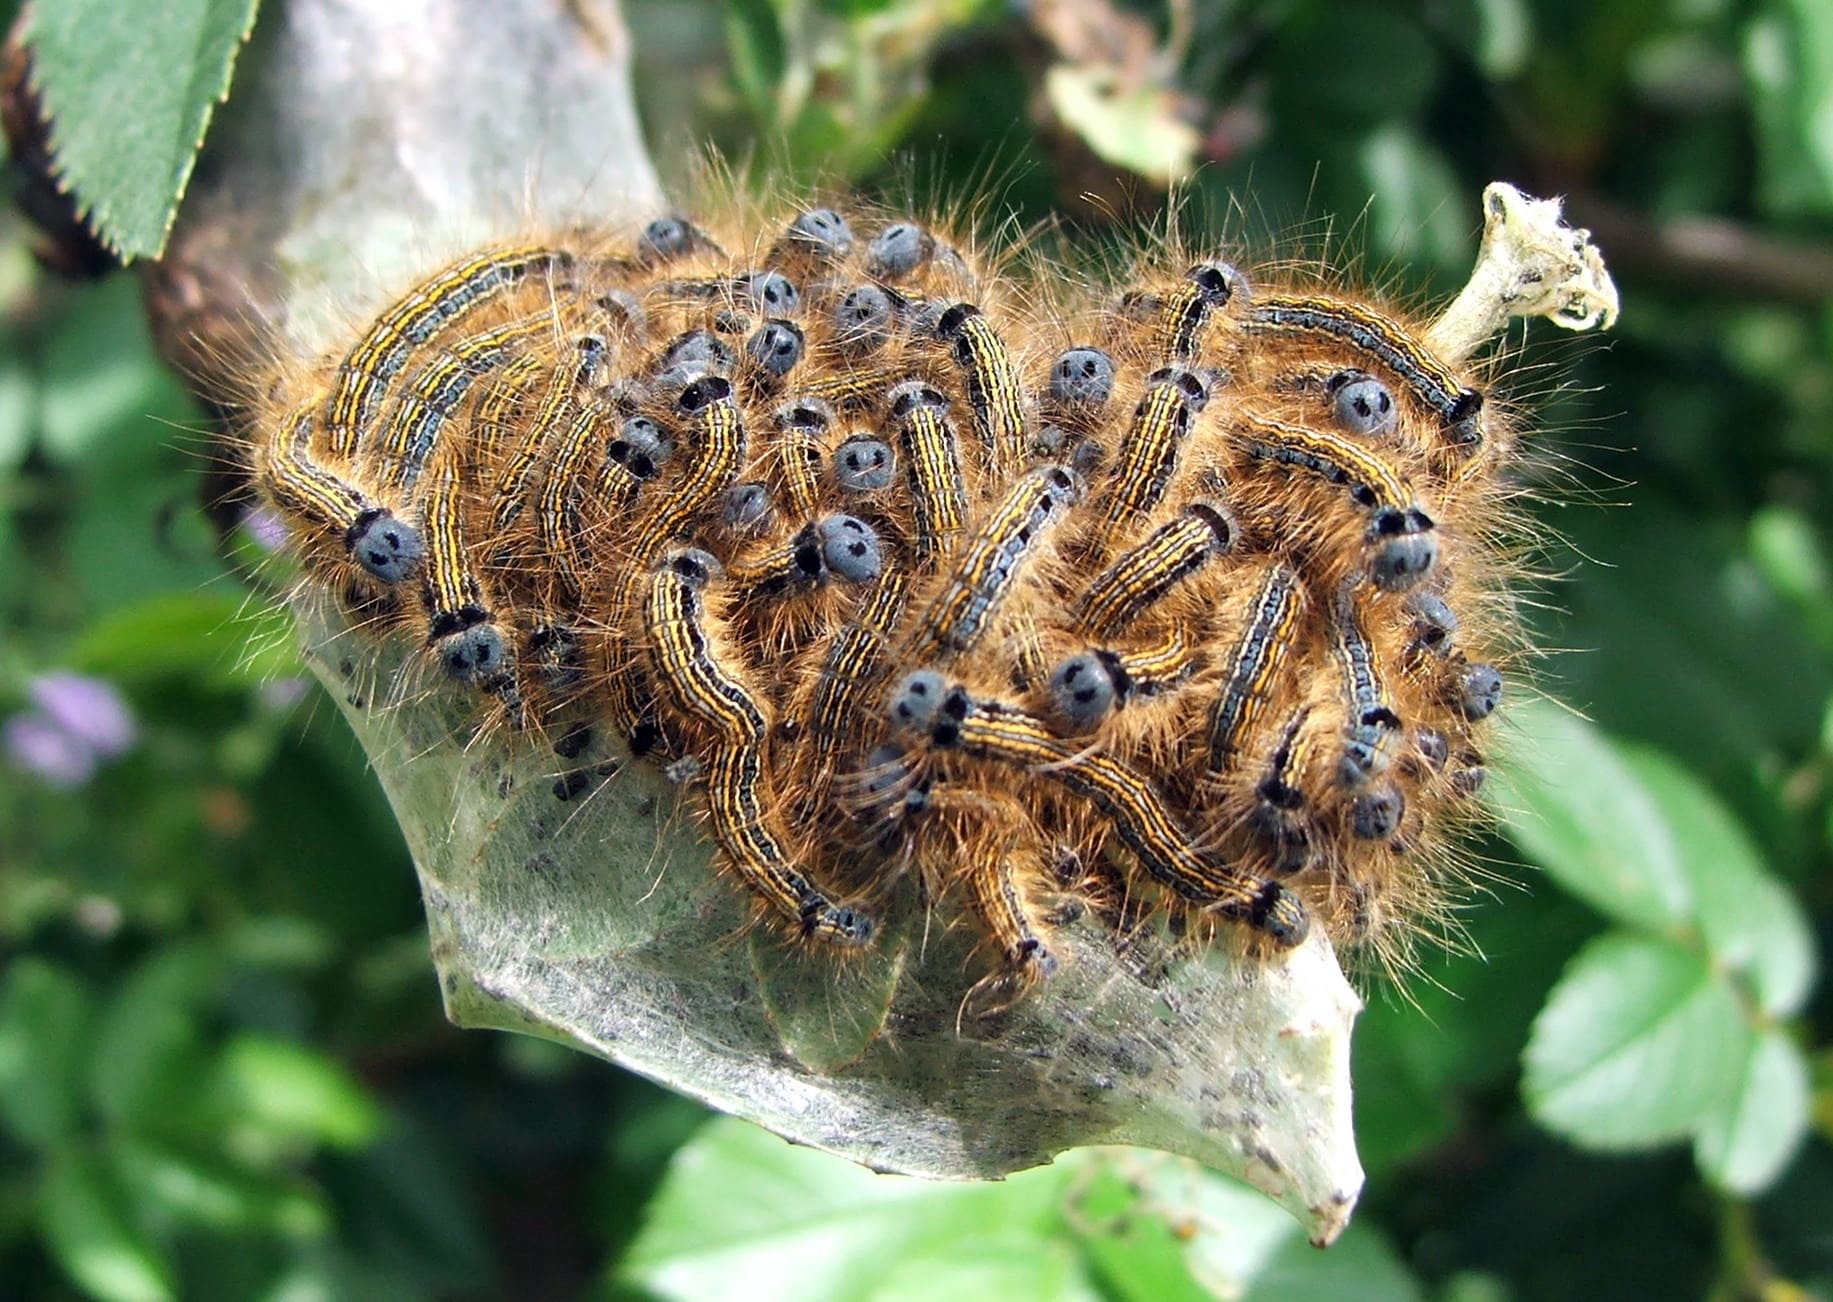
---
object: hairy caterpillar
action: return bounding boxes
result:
[243,187,1617,1003]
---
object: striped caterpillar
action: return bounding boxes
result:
[247,185,1617,1009]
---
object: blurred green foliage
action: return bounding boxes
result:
[2,0,1831,1297]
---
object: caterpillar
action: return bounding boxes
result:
[241,188,1617,1003]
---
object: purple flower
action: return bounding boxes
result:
[3,712,98,787]
[258,676,310,712]
[5,672,137,788]
[30,672,137,757]
[243,505,290,553]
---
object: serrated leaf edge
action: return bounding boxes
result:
[22,0,262,260]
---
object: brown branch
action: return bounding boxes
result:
[1565,191,1833,308]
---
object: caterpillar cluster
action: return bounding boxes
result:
[248,201,1526,1007]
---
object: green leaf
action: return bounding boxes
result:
[1748,504,1833,618]
[1497,696,1816,1015]
[1357,127,1468,270]
[1351,1000,1460,1180]
[622,1123,1422,1302]
[1244,1221,1423,1302]
[1524,933,1748,1148]
[1471,0,1533,77]
[0,351,36,474]
[1043,65,1201,186]
[1113,1155,1424,1302]
[1744,0,1833,215]
[89,945,221,1131]
[1622,749,1816,1017]
[1694,1027,1812,1195]
[1071,1166,1213,1302]
[621,1117,1072,1301]
[868,1237,1096,1302]
[1507,723,1816,1186]
[723,0,788,121]
[38,273,188,463]
[222,914,336,972]
[210,1034,383,1150]
[1489,699,1695,931]
[38,1149,177,1302]
[0,959,94,1148]
[70,591,302,689]
[111,1135,330,1238]
[24,0,261,259]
